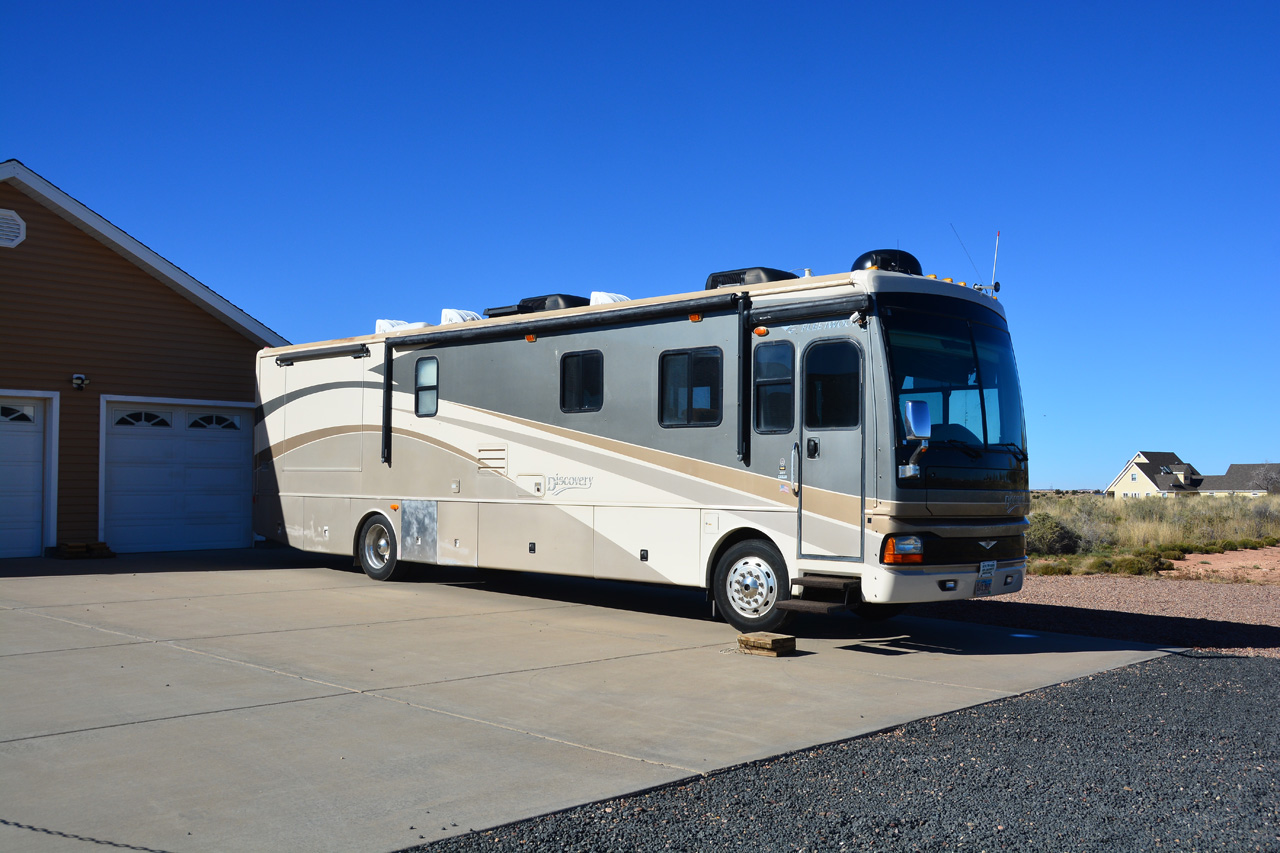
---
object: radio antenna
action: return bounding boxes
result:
[950,223,982,285]
[991,230,1001,287]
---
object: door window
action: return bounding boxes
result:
[804,341,860,429]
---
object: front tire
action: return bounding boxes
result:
[713,539,792,633]
[358,515,403,581]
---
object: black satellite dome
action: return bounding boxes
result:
[852,249,922,276]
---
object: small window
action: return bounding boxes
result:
[115,410,172,428]
[189,414,240,430]
[1131,473,1137,481]
[560,350,603,413]
[1,404,35,423]
[753,342,794,434]
[804,340,860,429]
[660,347,722,427]
[415,357,439,417]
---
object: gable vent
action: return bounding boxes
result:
[0,209,25,248]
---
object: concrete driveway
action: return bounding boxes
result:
[1,549,1168,853]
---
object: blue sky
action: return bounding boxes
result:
[5,1,1277,489]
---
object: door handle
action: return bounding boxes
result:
[790,442,800,495]
[807,437,820,459]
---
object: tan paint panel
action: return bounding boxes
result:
[443,405,794,509]
[478,503,594,576]
[437,501,478,567]
[302,497,351,555]
[594,507,701,586]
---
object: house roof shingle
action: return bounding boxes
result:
[1130,452,1203,492]
[1199,463,1280,492]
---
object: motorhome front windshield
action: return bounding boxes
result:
[880,297,1027,482]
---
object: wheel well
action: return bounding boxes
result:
[705,527,783,594]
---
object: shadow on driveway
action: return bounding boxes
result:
[911,598,1280,654]
[11,548,1258,654]
[0,546,348,579]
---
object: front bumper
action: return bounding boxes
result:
[858,559,1026,604]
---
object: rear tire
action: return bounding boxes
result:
[713,539,792,633]
[358,515,403,581]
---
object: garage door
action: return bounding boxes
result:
[104,403,253,552]
[0,398,45,558]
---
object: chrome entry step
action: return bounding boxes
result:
[792,575,859,591]
[776,598,848,615]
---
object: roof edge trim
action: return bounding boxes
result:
[0,159,288,348]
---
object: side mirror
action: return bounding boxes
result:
[904,400,932,441]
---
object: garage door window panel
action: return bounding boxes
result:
[189,414,241,430]
[115,411,173,428]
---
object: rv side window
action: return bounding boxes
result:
[659,347,722,427]
[753,341,794,434]
[415,357,439,417]
[804,340,860,429]
[560,350,604,413]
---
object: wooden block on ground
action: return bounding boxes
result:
[55,543,89,559]
[738,632,797,657]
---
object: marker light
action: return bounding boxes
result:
[753,326,769,337]
[943,278,953,283]
[884,535,924,564]
[926,274,937,279]
[689,313,702,323]
[390,504,400,511]
[525,334,537,342]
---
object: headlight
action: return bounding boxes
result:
[884,535,924,564]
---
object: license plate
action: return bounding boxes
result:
[975,561,997,596]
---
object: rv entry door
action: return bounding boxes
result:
[797,338,865,562]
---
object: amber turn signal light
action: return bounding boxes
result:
[884,535,924,564]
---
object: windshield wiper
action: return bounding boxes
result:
[990,442,1028,462]
[935,439,983,459]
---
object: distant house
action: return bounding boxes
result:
[0,159,288,557]
[1105,452,1278,499]
[1199,464,1280,497]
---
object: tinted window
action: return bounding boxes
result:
[804,341,860,429]
[415,357,439,417]
[753,341,794,433]
[561,351,604,412]
[660,348,722,426]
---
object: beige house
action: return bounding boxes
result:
[1105,451,1277,499]
[0,159,287,557]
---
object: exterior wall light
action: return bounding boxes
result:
[71,374,90,390]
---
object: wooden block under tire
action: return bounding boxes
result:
[737,632,797,657]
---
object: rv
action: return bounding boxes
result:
[254,250,1029,632]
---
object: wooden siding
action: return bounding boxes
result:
[0,182,262,543]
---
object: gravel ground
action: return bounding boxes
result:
[407,573,1280,853]
[410,653,1278,852]
[912,568,1280,659]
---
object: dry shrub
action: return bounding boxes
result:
[1029,560,1073,576]
[1031,495,1280,555]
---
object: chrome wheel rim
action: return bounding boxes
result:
[726,555,778,619]
[363,523,390,570]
